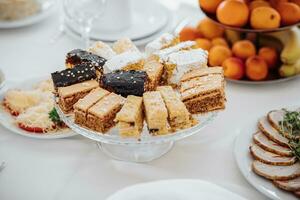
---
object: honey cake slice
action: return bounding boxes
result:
[145,33,179,55]
[73,88,110,127]
[115,95,143,138]
[57,80,99,113]
[87,93,125,133]
[181,76,225,114]
[157,86,194,131]
[112,38,140,54]
[103,51,144,72]
[181,67,223,82]
[143,91,169,135]
[181,74,224,92]
[142,57,164,90]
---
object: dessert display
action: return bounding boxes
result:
[198,0,300,30]
[1,79,66,134]
[180,17,300,82]
[115,95,144,138]
[51,33,226,139]
[0,0,40,21]
[249,108,300,197]
[101,70,149,97]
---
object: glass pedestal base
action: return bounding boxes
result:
[97,141,174,162]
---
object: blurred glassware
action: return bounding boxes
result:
[63,0,107,48]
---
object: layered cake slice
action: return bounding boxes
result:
[112,38,140,54]
[180,67,226,114]
[101,70,149,97]
[57,80,99,113]
[73,87,110,127]
[142,57,164,90]
[65,49,107,74]
[143,91,169,135]
[115,95,144,138]
[163,49,208,86]
[145,33,179,55]
[87,93,125,133]
[157,86,194,131]
[103,51,144,72]
[181,67,224,82]
[88,41,116,60]
[51,64,97,89]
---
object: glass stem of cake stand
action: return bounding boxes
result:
[80,18,93,49]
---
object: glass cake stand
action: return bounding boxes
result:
[54,101,218,162]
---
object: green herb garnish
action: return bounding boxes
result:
[49,108,63,126]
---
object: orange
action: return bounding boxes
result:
[216,0,249,27]
[232,40,256,60]
[179,26,200,41]
[258,47,278,69]
[211,37,229,47]
[196,18,224,39]
[276,2,300,26]
[270,0,289,8]
[209,45,232,66]
[195,38,212,51]
[199,0,223,14]
[222,57,245,80]
[290,0,300,7]
[250,7,281,29]
[249,0,271,11]
[246,56,268,81]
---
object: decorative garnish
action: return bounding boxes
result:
[49,108,64,127]
[279,109,300,160]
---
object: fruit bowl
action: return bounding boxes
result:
[226,74,300,85]
[54,99,218,162]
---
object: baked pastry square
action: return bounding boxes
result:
[142,57,164,90]
[74,87,110,127]
[145,33,179,55]
[112,38,140,54]
[57,80,99,113]
[88,41,116,60]
[157,86,194,131]
[180,67,226,114]
[87,93,125,133]
[143,91,169,135]
[181,67,223,82]
[115,95,144,138]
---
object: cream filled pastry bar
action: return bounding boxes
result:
[115,95,144,138]
[145,33,179,55]
[157,86,194,131]
[112,38,140,54]
[143,91,169,135]
[57,80,99,113]
[74,87,110,127]
[180,67,226,114]
[87,93,125,133]
[104,51,144,72]
[88,41,116,60]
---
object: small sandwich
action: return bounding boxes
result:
[88,41,116,60]
[73,87,110,127]
[143,91,169,135]
[87,93,125,133]
[157,86,194,131]
[101,70,149,97]
[115,95,144,138]
[180,67,226,114]
[57,80,99,113]
[112,38,140,54]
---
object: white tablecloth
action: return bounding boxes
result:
[0,1,299,200]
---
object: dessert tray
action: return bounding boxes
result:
[235,106,300,200]
[51,34,226,162]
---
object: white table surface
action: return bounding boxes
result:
[0,1,300,200]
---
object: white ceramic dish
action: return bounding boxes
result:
[234,108,299,200]
[0,0,55,29]
[106,179,247,200]
[65,0,169,42]
[0,76,77,139]
[227,75,300,85]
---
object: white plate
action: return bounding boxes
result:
[65,0,169,42]
[0,76,77,139]
[106,179,247,200]
[0,69,5,90]
[234,113,299,200]
[0,0,56,29]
